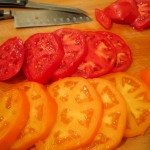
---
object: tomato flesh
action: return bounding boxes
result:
[73,31,116,78]
[51,28,87,80]
[10,81,57,150]
[37,77,103,150]
[100,31,132,72]
[0,89,29,150]
[0,37,24,81]
[86,78,127,150]
[23,33,64,83]
[95,8,112,29]
[104,72,150,137]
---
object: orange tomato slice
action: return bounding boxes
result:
[10,81,57,150]
[36,77,103,150]
[0,89,29,150]
[81,78,127,150]
[103,72,150,137]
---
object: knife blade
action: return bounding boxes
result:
[0,0,87,15]
[0,9,92,28]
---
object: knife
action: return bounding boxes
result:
[0,0,87,15]
[0,9,92,28]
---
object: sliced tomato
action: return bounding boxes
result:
[104,0,139,24]
[84,78,127,150]
[36,77,103,150]
[103,72,150,137]
[132,0,150,30]
[0,37,25,81]
[0,89,29,150]
[51,28,87,80]
[140,68,150,87]
[95,8,112,29]
[100,31,132,72]
[23,33,64,83]
[73,31,116,78]
[10,81,57,150]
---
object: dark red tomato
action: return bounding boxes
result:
[100,31,132,72]
[51,28,87,80]
[0,37,24,81]
[73,31,116,78]
[23,33,64,83]
[132,0,150,30]
[104,0,139,24]
[95,8,112,29]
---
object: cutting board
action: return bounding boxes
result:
[0,0,150,149]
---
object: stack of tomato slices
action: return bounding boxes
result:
[0,28,132,83]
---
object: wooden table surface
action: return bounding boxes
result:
[0,0,150,149]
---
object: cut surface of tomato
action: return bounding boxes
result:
[0,37,25,81]
[82,78,127,150]
[11,81,57,150]
[0,89,29,150]
[36,77,103,150]
[23,33,64,83]
[103,72,150,137]
[100,31,132,72]
[132,0,150,30]
[73,31,116,78]
[51,28,87,80]
[95,8,112,29]
[0,82,14,95]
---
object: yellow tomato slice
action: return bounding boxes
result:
[103,72,150,137]
[10,81,57,150]
[0,89,29,150]
[36,77,103,150]
[82,78,127,150]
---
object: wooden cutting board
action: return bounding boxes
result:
[0,0,150,149]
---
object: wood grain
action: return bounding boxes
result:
[0,0,150,149]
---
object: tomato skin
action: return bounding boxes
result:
[73,31,116,78]
[95,8,112,29]
[99,31,132,72]
[51,28,87,81]
[23,33,64,83]
[140,69,150,87]
[0,37,25,81]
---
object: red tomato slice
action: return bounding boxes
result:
[86,78,127,150]
[10,81,57,150]
[51,28,87,80]
[95,8,112,29]
[0,37,24,81]
[100,31,132,72]
[36,77,103,150]
[73,31,116,78]
[23,33,64,83]
[0,89,29,150]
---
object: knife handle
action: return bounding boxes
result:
[0,10,13,20]
[0,0,27,7]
